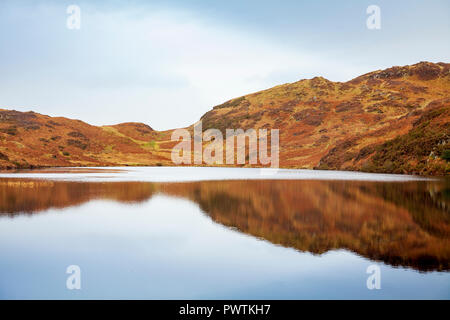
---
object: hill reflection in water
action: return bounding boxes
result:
[0,178,448,272]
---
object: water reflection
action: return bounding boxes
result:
[0,178,449,272]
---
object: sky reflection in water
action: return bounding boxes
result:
[0,168,448,299]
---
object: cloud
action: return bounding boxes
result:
[0,0,448,130]
[1,2,347,129]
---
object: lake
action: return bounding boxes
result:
[0,167,448,299]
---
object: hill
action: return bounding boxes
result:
[0,61,449,175]
[0,111,172,168]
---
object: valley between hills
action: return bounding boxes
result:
[1,61,449,175]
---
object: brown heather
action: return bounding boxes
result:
[1,61,449,175]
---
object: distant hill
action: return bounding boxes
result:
[0,111,173,168]
[1,61,449,175]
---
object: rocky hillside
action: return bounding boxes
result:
[1,61,449,175]
[200,61,450,175]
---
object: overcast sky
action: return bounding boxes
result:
[1,0,449,130]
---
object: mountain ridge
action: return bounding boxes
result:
[1,61,449,175]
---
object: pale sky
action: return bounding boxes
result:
[1,0,449,130]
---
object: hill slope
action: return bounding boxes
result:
[1,61,449,175]
[200,61,450,175]
[0,111,172,168]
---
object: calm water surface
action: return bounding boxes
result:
[0,167,448,299]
